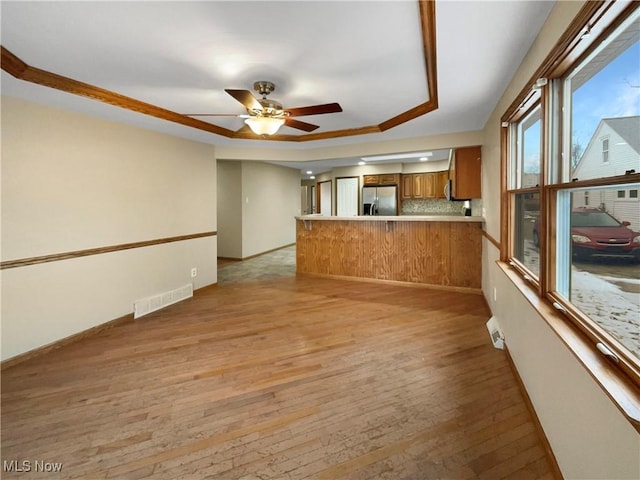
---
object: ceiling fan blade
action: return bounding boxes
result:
[285,118,319,132]
[225,89,263,111]
[285,102,342,117]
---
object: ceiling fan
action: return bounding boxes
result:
[186,81,343,135]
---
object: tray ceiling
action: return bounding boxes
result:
[1,1,556,159]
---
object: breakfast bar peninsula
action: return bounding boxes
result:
[296,215,484,293]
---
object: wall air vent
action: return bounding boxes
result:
[133,284,193,319]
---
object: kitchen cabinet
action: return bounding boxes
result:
[402,172,442,199]
[401,174,414,199]
[363,174,400,186]
[413,174,425,198]
[436,171,448,198]
[422,173,436,198]
[449,146,481,199]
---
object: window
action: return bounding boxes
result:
[516,105,542,189]
[504,4,640,391]
[601,138,610,164]
[556,9,640,370]
[555,184,640,363]
[508,104,542,279]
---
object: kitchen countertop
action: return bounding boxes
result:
[296,215,484,223]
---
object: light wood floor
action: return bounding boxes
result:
[1,275,556,479]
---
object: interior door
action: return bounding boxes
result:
[319,180,332,216]
[336,177,359,217]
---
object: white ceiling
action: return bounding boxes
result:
[0,1,556,175]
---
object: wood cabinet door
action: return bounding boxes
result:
[436,171,448,198]
[380,173,399,185]
[454,146,481,198]
[423,173,436,198]
[412,174,424,198]
[363,175,379,186]
[401,174,413,199]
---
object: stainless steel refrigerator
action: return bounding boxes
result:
[362,186,398,216]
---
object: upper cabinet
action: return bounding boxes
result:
[363,173,400,186]
[401,171,445,199]
[449,146,481,199]
[435,171,448,198]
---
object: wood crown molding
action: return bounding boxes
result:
[0,1,438,143]
[1,231,217,270]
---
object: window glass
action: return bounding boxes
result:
[566,15,640,181]
[517,106,542,188]
[514,192,540,277]
[555,184,640,361]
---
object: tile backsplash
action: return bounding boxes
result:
[401,198,483,216]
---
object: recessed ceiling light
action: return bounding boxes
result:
[358,161,366,166]
[306,170,313,174]
[419,157,428,162]
[310,176,315,179]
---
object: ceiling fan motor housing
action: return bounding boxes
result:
[252,82,284,116]
[253,81,276,97]
[257,98,284,116]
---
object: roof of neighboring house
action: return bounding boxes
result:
[603,116,640,154]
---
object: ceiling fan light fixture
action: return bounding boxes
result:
[244,116,285,135]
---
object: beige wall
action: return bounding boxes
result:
[1,96,217,361]
[217,160,299,259]
[217,160,243,258]
[481,2,640,478]
[241,161,300,258]
[216,130,483,164]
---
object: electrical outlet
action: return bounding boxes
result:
[191,267,197,278]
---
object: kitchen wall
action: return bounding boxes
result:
[1,95,217,361]
[217,160,300,259]
[480,1,640,478]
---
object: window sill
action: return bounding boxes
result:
[497,261,640,433]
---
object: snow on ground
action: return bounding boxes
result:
[571,265,640,358]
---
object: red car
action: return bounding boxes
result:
[534,207,640,261]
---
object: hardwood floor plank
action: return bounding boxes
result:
[1,275,556,479]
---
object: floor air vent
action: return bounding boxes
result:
[134,284,193,319]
